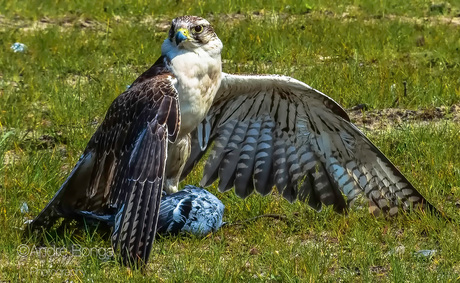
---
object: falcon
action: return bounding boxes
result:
[28,15,439,266]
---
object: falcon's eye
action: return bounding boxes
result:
[193,25,203,34]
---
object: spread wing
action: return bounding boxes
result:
[29,57,180,265]
[182,72,437,216]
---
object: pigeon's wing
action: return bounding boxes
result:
[29,57,180,265]
[182,73,437,216]
[156,186,225,236]
[156,190,196,235]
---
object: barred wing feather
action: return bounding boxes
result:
[182,73,436,215]
[29,58,181,265]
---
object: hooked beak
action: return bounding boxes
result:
[175,28,190,46]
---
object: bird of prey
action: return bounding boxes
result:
[28,15,438,266]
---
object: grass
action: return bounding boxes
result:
[1,0,460,281]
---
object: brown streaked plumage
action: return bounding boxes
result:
[29,15,444,268]
[28,15,223,266]
[30,57,180,265]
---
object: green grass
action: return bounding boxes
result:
[1,1,460,282]
[1,0,459,19]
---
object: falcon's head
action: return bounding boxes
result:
[162,16,222,56]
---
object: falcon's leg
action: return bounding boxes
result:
[164,134,191,194]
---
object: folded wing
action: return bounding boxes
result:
[111,120,167,265]
[182,73,436,215]
[29,58,180,265]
